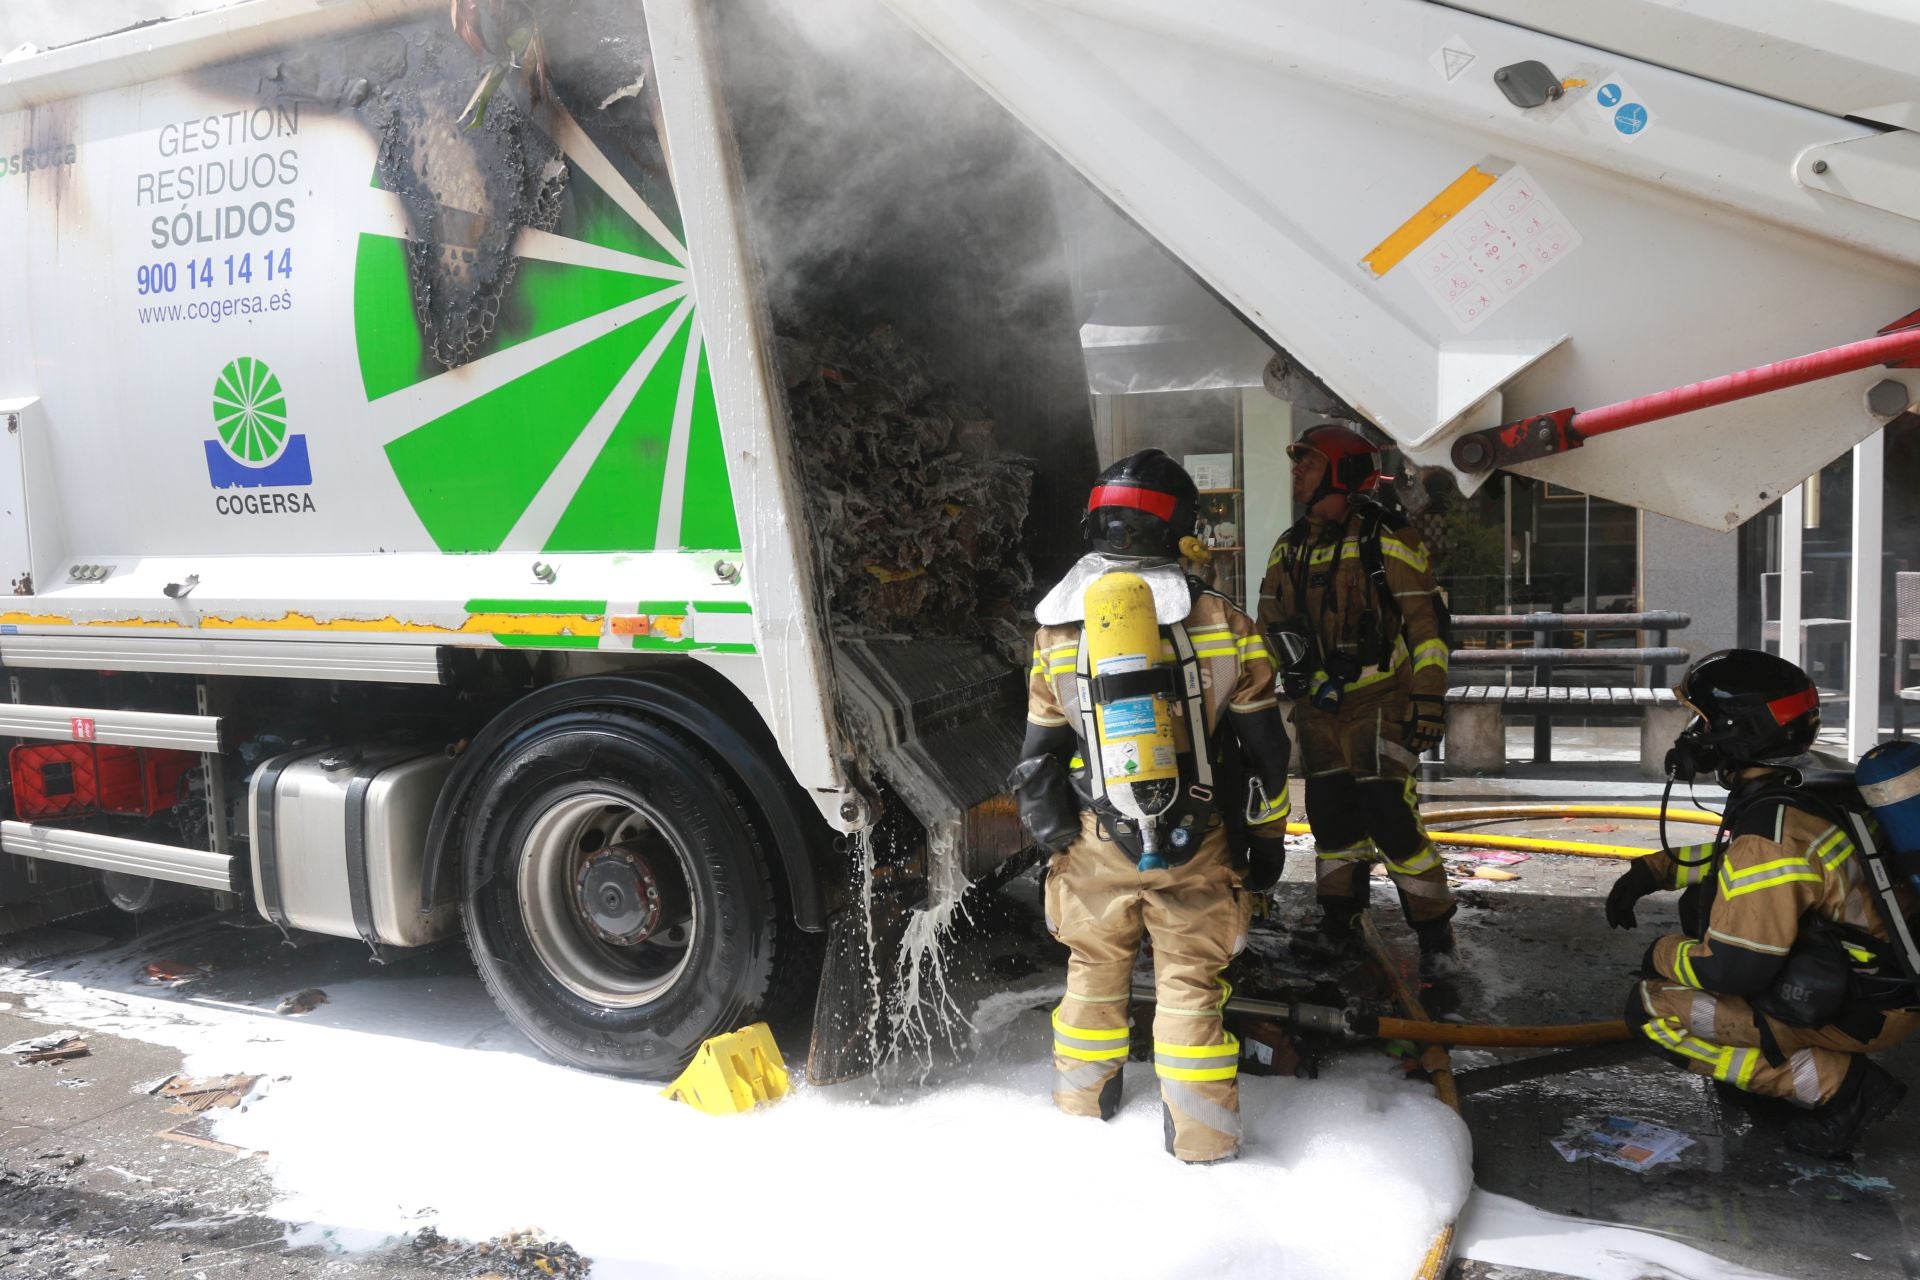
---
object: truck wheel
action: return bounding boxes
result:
[459,709,782,1076]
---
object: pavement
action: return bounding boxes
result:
[2,754,1917,1279]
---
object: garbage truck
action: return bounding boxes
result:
[1,0,1916,1078]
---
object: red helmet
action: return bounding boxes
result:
[1288,424,1380,500]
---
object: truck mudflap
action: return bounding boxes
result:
[833,637,1026,890]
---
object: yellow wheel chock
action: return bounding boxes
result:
[660,1022,791,1114]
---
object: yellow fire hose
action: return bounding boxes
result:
[1280,800,1723,860]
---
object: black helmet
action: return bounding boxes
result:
[1667,648,1820,782]
[1081,449,1198,558]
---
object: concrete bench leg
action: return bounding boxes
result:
[1446,704,1506,774]
[1640,704,1694,780]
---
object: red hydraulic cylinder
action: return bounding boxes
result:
[1452,320,1920,472]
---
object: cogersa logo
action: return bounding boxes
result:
[204,356,311,488]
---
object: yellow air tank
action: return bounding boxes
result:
[1086,572,1179,866]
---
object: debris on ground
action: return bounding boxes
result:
[5,1030,89,1063]
[777,322,1035,662]
[276,988,329,1016]
[159,1074,261,1114]
[140,960,211,987]
[1552,1116,1694,1171]
[1472,867,1522,882]
[154,1074,265,1155]
[412,1225,592,1278]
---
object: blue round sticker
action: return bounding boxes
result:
[1614,103,1648,135]
[1596,83,1622,107]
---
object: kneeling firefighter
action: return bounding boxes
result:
[1008,449,1293,1163]
[1257,425,1457,977]
[1608,649,1920,1158]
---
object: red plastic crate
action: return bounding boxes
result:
[10,744,196,820]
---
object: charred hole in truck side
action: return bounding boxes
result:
[714,1,1102,900]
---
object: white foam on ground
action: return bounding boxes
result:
[1456,1190,1788,1280]
[4,936,1473,1280]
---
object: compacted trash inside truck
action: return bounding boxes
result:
[2,0,1918,1080]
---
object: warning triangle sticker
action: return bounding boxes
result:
[1442,46,1475,81]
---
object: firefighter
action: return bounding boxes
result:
[1608,649,1918,1159]
[1008,449,1293,1163]
[1257,424,1456,977]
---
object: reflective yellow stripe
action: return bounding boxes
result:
[1673,939,1701,988]
[1188,628,1233,643]
[1643,1016,1760,1087]
[1384,843,1440,876]
[1316,839,1379,863]
[1718,854,1821,899]
[1029,649,1045,676]
[1248,793,1291,825]
[1194,646,1237,658]
[1153,1033,1240,1082]
[1671,845,1714,887]
[1052,1010,1131,1062]
[1812,826,1854,870]
[1380,537,1430,574]
[1238,636,1274,664]
[1412,638,1449,674]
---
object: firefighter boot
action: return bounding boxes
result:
[1412,916,1461,984]
[1782,1058,1907,1160]
[1290,896,1366,965]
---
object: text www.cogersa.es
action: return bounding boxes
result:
[137,288,294,326]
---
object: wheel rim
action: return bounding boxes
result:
[516,790,697,1008]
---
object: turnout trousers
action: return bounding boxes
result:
[1044,812,1250,1163]
[1294,679,1454,926]
[1630,980,1920,1106]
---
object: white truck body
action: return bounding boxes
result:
[883,0,1920,527]
[1,0,1918,1078]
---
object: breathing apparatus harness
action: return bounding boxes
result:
[1272,497,1433,713]
[1659,761,1920,1051]
[1069,594,1220,869]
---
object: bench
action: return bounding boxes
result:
[1439,611,1693,778]
[1444,686,1690,778]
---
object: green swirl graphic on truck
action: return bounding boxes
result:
[352,110,739,557]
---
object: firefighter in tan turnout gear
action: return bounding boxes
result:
[1609,650,1919,1159]
[1008,450,1294,1163]
[1257,425,1457,978]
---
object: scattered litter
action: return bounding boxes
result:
[1589,824,1620,833]
[1470,850,1528,865]
[1854,1253,1872,1261]
[275,988,329,1016]
[1786,1163,1895,1198]
[155,1117,252,1156]
[103,1166,152,1183]
[1552,1116,1693,1171]
[140,960,210,987]
[34,1151,85,1171]
[411,1225,592,1279]
[54,1077,92,1089]
[1473,867,1521,882]
[154,1073,264,1155]
[5,1030,90,1063]
[159,1074,261,1114]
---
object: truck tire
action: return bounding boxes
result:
[459,709,783,1076]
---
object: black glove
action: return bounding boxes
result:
[1244,838,1286,893]
[1007,755,1080,853]
[1403,694,1447,753]
[1606,859,1661,930]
